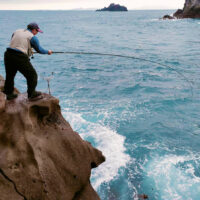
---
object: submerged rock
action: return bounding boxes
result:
[0,75,105,200]
[96,3,128,11]
[163,0,200,19]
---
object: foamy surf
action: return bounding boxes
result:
[144,154,200,200]
[62,109,130,189]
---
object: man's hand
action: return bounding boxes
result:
[48,50,53,55]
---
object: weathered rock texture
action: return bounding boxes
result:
[174,0,200,18]
[0,76,105,200]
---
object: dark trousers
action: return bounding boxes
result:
[4,49,37,97]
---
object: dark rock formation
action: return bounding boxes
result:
[0,75,105,200]
[162,15,174,20]
[163,0,200,19]
[174,0,200,18]
[173,9,185,18]
[96,3,128,11]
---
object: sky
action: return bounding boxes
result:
[0,0,185,10]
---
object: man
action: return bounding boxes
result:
[4,22,52,100]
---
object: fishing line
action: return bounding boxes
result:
[34,51,196,192]
[46,51,195,141]
[34,51,194,97]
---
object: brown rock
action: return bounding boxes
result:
[173,0,200,18]
[163,0,200,19]
[0,172,23,200]
[137,194,149,199]
[0,92,6,112]
[0,92,105,200]
[0,75,5,92]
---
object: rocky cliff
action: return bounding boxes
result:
[174,0,200,18]
[0,75,105,200]
[162,0,200,19]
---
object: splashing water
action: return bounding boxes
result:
[143,154,200,200]
[62,109,130,189]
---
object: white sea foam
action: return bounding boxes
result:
[144,154,200,200]
[149,18,159,22]
[62,109,130,189]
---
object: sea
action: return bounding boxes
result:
[0,10,200,200]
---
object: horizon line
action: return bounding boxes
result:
[0,8,178,11]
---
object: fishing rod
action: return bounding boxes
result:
[33,51,194,96]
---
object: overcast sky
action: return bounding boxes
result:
[0,0,185,10]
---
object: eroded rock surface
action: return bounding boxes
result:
[0,76,105,200]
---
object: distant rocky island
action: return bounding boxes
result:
[96,3,128,12]
[163,0,200,19]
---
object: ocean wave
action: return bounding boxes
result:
[144,154,200,200]
[62,109,130,189]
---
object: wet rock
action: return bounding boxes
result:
[137,194,149,199]
[162,15,174,20]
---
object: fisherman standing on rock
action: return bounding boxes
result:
[3,22,52,100]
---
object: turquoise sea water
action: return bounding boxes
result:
[0,10,200,200]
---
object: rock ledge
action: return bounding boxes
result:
[0,76,105,200]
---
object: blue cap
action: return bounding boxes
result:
[27,22,43,33]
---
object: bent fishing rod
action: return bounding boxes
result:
[33,51,194,96]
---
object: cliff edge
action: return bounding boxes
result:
[0,75,105,200]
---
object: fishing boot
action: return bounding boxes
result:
[28,91,42,101]
[7,93,18,100]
